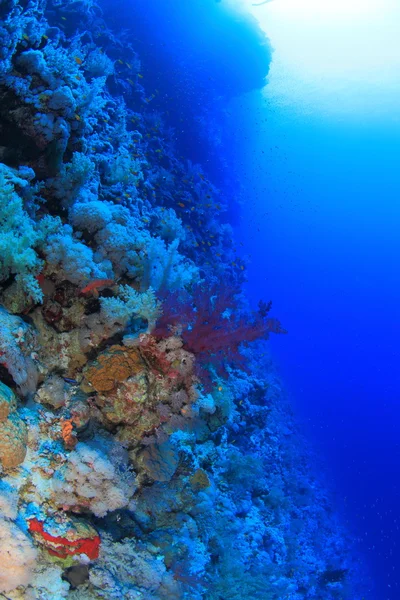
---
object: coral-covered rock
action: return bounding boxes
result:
[0,412,27,468]
[96,372,148,425]
[28,514,100,561]
[139,440,179,482]
[0,382,27,469]
[35,375,70,409]
[0,308,40,395]
[190,468,211,492]
[0,379,17,419]
[81,345,144,393]
[82,336,198,448]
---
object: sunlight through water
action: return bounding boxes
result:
[249,0,400,120]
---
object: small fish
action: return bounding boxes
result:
[42,34,48,40]
[61,16,67,20]
[155,149,162,153]
[117,59,124,65]
[74,56,83,65]
[137,73,144,79]
[80,278,114,296]
[74,114,81,121]
[127,78,135,86]
[177,202,185,208]
[75,75,81,81]
[218,386,223,391]
[63,377,78,385]
[125,62,132,69]
[22,34,29,41]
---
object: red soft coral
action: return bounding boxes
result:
[155,287,286,388]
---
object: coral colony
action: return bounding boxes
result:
[0,1,361,598]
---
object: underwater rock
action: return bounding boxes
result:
[139,440,179,482]
[35,374,70,409]
[0,307,40,395]
[28,514,100,562]
[63,564,90,589]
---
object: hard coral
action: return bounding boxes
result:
[81,344,145,393]
[0,307,39,395]
[0,379,17,419]
[0,381,27,469]
[83,335,197,448]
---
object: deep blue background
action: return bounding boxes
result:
[231,93,400,599]
[103,1,400,596]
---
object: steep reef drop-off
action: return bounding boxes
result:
[0,0,362,598]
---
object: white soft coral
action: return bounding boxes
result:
[0,518,37,592]
[51,440,136,517]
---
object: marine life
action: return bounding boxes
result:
[80,278,115,296]
[0,0,368,598]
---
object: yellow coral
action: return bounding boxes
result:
[0,412,27,469]
[0,380,17,420]
[81,345,144,393]
[190,468,211,492]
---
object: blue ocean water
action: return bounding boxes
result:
[120,1,400,596]
[236,102,400,599]
[0,0,397,597]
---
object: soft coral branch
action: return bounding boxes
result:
[155,287,286,388]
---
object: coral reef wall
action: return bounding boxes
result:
[0,0,363,598]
